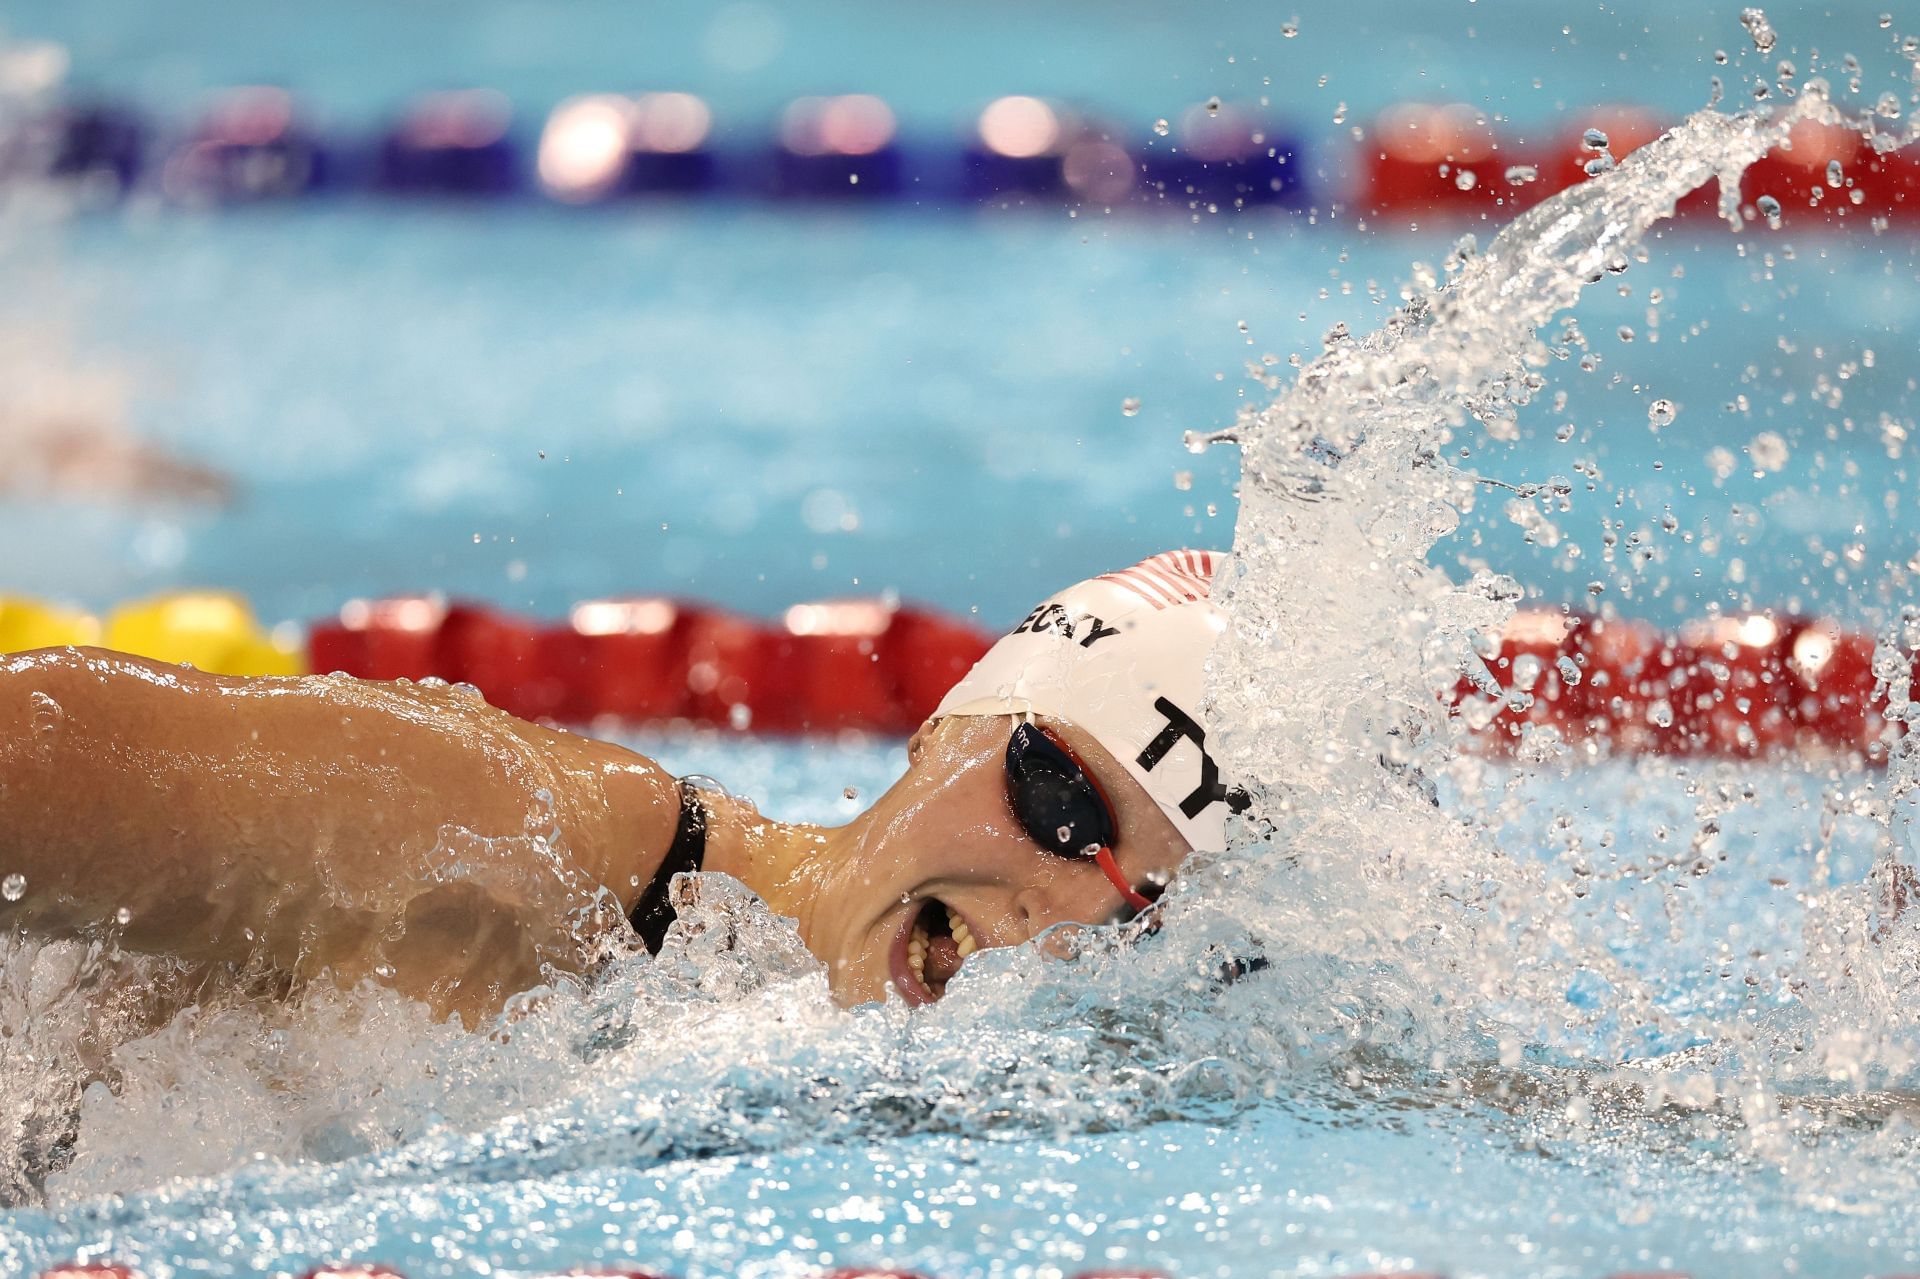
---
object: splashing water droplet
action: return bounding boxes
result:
[1582,128,1610,150]
[1204,96,1223,117]
[842,786,859,801]
[1152,118,1170,137]
[1173,470,1194,491]
[1881,12,1893,28]
[1121,396,1142,417]
[1282,16,1299,36]
[1749,430,1790,471]
[116,906,133,925]
[1505,164,1539,185]
[1455,169,1479,191]
[1827,158,1845,187]
[1648,398,1677,428]
[1,873,25,903]
[1740,7,1777,54]
[28,691,62,734]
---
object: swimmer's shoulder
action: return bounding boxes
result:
[5,648,685,915]
[503,714,685,914]
[262,666,688,917]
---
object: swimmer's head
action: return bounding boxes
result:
[931,548,1243,854]
[800,551,1244,1007]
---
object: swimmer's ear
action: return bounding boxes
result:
[906,719,937,764]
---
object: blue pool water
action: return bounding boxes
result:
[3,742,1913,1279]
[4,206,1918,629]
[7,5,1920,1278]
[0,0,1889,137]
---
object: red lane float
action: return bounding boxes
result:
[1361,103,1535,224]
[14,584,1906,752]
[307,595,993,735]
[1461,608,1888,757]
[1360,102,1920,225]
[289,594,1920,753]
[1545,107,1718,220]
[1740,117,1920,226]
[308,596,448,682]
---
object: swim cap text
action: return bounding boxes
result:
[1010,603,1121,648]
[1137,696,1252,820]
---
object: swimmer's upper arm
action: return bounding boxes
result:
[0,646,682,1023]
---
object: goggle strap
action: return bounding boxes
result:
[1093,846,1154,913]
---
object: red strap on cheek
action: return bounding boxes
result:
[1093,846,1154,913]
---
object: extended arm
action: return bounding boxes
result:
[0,647,679,1024]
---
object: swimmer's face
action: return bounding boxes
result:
[808,714,1190,1007]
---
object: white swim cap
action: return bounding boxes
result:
[933,549,1244,853]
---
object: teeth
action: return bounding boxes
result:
[944,907,979,960]
[908,922,929,988]
[905,905,984,999]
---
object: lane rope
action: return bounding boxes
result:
[15,92,1915,224]
[0,590,1903,750]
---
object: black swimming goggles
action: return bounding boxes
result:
[1004,720,1161,917]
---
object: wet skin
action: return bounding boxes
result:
[789,713,1191,1007]
[0,648,1189,1024]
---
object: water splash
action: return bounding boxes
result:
[1198,74,1920,1176]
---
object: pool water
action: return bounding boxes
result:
[3,743,1914,1279]
[4,206,1917,629]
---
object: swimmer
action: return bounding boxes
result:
[0,551,1245,1027]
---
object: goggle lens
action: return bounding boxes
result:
[1004,722,1155,915]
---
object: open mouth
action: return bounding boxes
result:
[890,896,980,1005]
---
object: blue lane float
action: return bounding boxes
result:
[961,96,1143,207]
[1139,103,1307,208]
[536,92,718,200]
[7,88,1325,213]
[769,94,905,198]
[27,102,146,193]
[374,89,521,196]
[161,86,331,202]
[963,95,1075,201]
